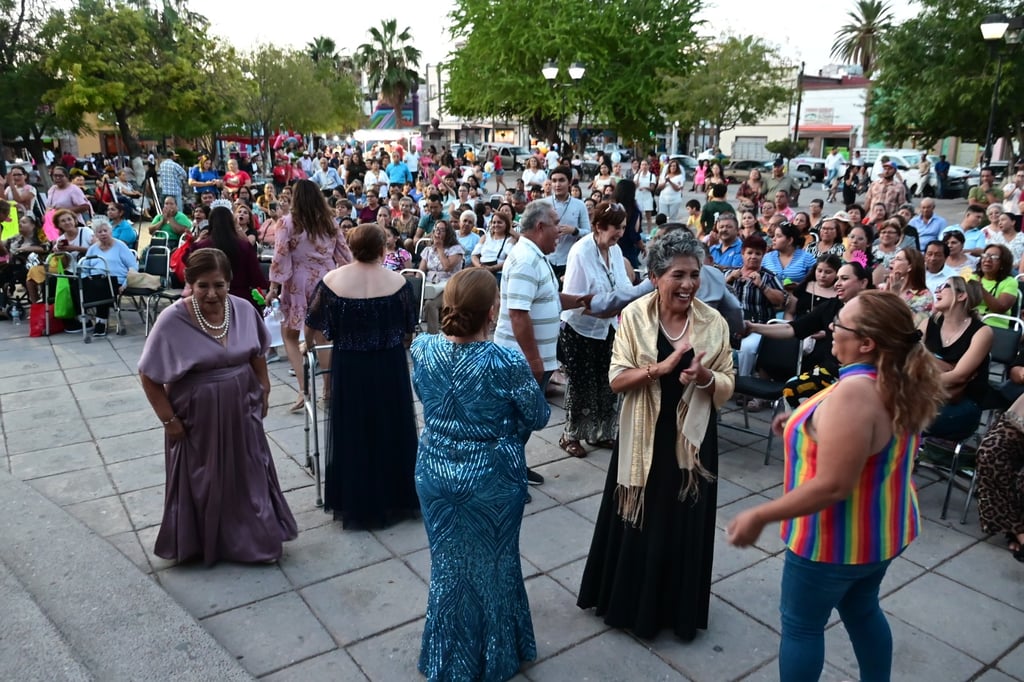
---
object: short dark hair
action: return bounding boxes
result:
[966,204,985,215]
[741,234,768,253]
[185,247,232,284]
[550,166,572,182]
[348,223,386,263]
[710,183,727,198]
[925,239,950,257]
[685,199,701,211]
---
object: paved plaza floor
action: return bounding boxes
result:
[1,186,1022,680]
[0,318,1022,681]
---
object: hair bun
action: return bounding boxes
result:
[440,306,478,337]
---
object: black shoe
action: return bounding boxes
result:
[93,322,107,337]
[526,468,544,486]
[64,321,82,333]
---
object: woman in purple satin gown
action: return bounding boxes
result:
[139,248,297,565]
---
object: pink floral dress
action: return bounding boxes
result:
[269,214,352,331]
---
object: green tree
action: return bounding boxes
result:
[869,0,1023,149]
[42,0,228,154]
[444,0,701,147]
[354,19,421,125]
[830,0,893,77]
[659,35,792,150]
[239,45,362,154]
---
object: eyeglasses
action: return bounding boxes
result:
[937,282,963,293]
[981,253,1000,260]
[830,316,859,335]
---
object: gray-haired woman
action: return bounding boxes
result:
[577,230,735,641]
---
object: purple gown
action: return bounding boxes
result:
[139,294,298,565]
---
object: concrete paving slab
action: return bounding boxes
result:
[566,492,602,523]
[824,614,985,681]
[106,453,166,493]
[68,375,141,402]
[76,387,147,419]
[711,527,772,583]
[4,419,95,456]
[525,435,568,468]
[519,506,594,573]
[201,592,335,677]
[548,556,587,599]
[159,561,293,619]
[0,369,65,395]
[105,529,151,573]
[262,648,368,682]
[521,486,561,516]
[87,408,162,439]
[740,659,851,681]
[8,441,102,478]
[96,429,166,463]
[883,573,1022,663]
[717,477,757,507]
[716,495,786,555]
[120,484,166,530]
[62,360,134,386]
[302,558,427,646]
[997,641,1024,679]
[346,618,424,680]
[277,523,391,588]
[27,466,116,506]
[714,555,783,632]
[530,458,607,504]
[650,596,779,681]
[135,525,176,573]
[0,384,73,413]
[899,517,979,569]
[371,516,429,556]
[0,350,59,378]
[717,450,785,494]
[525,575,608,661]
[525,628,683,681]
[64,494,133,537]
[1,402,83,432]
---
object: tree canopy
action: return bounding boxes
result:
[354,19,421,124]
[659,35,792,150]
[444,0,702,145]
[869,0,1024,150]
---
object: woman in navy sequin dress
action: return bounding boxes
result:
[411,269,550,682]
[305,225,419,529]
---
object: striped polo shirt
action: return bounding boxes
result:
[780,363,920,564]
[495,237,561,371]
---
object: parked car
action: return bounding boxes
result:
[583,144,632,164]
[869,153,938,198]
[486,144,531,171]
[791,156,827,182]
[668,154,700,176]
[449,143,480,163]
[723,159,766,184]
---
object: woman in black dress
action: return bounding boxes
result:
[577,231,735,640]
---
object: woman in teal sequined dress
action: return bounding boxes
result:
[411,269,550,682]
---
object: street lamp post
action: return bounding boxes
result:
[980,14,1024,167]
[542,61,585,150]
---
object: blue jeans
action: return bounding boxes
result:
[779,550,893,682]
[926,399,981,440]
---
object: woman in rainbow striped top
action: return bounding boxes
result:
[727,290,945,681]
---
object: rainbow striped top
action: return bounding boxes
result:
[780,363,920,564]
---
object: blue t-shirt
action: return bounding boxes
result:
[710,240,743,268]
[762,248,816,284]
[190,168,220,196]
[111,219,137,249]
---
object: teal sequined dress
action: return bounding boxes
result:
[411,335,550,682]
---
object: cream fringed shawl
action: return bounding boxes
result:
[608,292,735,526]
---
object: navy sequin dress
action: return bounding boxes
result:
[411,335,551,682]
[305,280,420,529]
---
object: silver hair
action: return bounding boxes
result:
[460,209,477,225]
[519,200,555,233]
[646,229,705,277]
[90,216,112,231]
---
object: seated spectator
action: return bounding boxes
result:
[148,196,192,243]
[455,210,481,268]
[471,211,515,284]
[986,210,1024,265]
[191,206,267,307]
[787,253,840,320]
[919,277,992,438]
[191,204,211,239]
[763,221,816,286]
[75,216,139,336]
[724,234,785,378]
[808,216,844,258]
[943,229,977,273]
[107,202,137,249]
[877,247,933,325]
[382,225,412,272]
[871,218,904,274]
[419,221,464,334]
[972,244,1018,327]
[975,392,1024,562]
[923,240,958,293]
[0,214,49,304]
[357,191,382,224]
[234,202,259,247]
[52,208,95,272]
[709,213,742,268]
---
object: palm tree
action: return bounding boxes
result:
[354,19,422,126]
[830,0,894,77]
[307,36,338,66]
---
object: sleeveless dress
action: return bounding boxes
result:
[411,336,550,682]
[577,336,718,641]
[304,281,420,528]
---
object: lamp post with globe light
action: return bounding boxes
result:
[980,13,1024,166]
[542,61,585,151]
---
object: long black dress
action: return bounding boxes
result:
[305,280,420,529]
[577,335,718,641]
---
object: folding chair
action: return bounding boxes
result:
[981,314,1023,382]
[401,268,427,334]
[75,254,125,341]
[723,323,803,464]
[917,418,983,523]
[120,246,181,335]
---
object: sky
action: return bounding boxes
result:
[199,0,922,75]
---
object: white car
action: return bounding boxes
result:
[871,152,971,198]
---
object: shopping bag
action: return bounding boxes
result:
[263,307,283,348]
[52,260,76,319]
[29,302,64,336]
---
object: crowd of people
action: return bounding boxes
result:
[5,137,1024,682]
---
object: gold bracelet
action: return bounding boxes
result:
[646,365,656,382]
[695,374,714,390]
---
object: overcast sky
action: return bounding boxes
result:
[200,1,922,75]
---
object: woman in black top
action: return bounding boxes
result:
[918,276,992,438]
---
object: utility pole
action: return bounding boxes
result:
[791,61,805,145]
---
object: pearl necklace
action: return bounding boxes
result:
[191,295,230,339]
[659,314,690,342]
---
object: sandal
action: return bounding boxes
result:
[288,399,305,414]
[559,435,587,458]
[1006,533,1024,562]
[586,439,616,449]
[746,398,765,413]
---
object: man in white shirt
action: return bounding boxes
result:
[1003,168,1024,214]
[405,149,420,183]
[311,158,344,192]
[923,240,958,292]
[545,144,560,171]
[541,166,591,282]
[495,200,586,485]
[823,147,844,191]
[850,150,865,168]
[299,151,315,176]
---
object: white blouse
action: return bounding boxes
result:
[560,234,632,340]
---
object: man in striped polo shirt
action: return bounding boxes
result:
[496,200,587,485]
